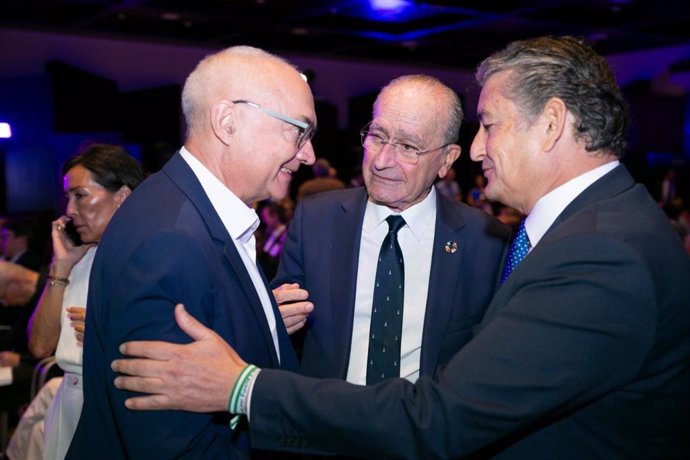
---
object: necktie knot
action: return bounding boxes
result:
[501,220,531,283]
[386,215,406,234]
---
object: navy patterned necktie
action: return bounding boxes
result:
[366,215,406,384]
[501,220,531,283]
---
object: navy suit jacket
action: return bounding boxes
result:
[272,187,510,379]
[250,165,690,459]
[68,153,297,459]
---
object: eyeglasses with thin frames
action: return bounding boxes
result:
[359,122,454,165]
[232,100,315,149]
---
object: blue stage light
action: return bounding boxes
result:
[0,122,12,139]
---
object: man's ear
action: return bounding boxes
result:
[438,144,461,178]
[541,97,567,152]
[210,101,235,145]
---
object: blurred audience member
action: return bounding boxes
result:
[276,195,295,222]
[435,167,462,202]
[0,219,46,427]
[0,260,42,429]
[0,218,43,327]
[467,173,487,207]
[495,205,523,234]
[349,165,365,188]
[0,261,39,307]
[660,168,677,207]
[28,143,143,460]
[297,158,345,200]
[1,219,42,271]
[257,200,291,280]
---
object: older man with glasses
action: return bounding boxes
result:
[259,75,510,398]
[67,46,316,459]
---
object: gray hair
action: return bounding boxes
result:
[375,74,463,145]
[476,36,629,158]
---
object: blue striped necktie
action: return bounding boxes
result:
[366,215,406,384]
[501,220,531,283]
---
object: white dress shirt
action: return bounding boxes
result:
[346,187,437,384]
[525,161,619,248]
[180,147,280,360]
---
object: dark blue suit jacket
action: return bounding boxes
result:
[272,187,510,379]
[68,153,297,459]
[251,165,690,459]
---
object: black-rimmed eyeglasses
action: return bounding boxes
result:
[232,100,315,149]
[360,122,454,165]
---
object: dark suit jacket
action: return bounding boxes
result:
[67,153,297,459]
[272,187,510,379]
[250,165,690,459]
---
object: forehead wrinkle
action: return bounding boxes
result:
[373,110,430,144]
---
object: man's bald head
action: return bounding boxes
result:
[181,46,305,139]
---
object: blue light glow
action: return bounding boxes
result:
[366,0,415,22]
[0,122,11,139]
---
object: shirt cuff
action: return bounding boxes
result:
[245,368,261,422]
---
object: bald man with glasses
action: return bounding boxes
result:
[67,46,316,459]
[270,74,510,392]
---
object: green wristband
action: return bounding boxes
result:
[228,364,258,415]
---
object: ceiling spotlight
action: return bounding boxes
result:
[364,0,416,22]
[370,0,411,14]
[0,123,12,139]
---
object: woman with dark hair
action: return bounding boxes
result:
[27,143,143,460]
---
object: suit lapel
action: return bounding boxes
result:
[543,164,635,244]
[163,152,282,367]
[481,164,636,327]
[420,194,466,375]
[330,189,368,378]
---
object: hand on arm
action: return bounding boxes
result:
[273,283,313,335]
[112,303,248,413]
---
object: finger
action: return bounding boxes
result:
[286,318,307,335]
[124,394,178,411]
[119,341,180,360]
[275,282,300,291]
[274,287,309,304]
[112,358,169,378]
[283,313,308,329]
[68,312,86,321]
[76,333,84,344]
[173,303,218,342]
[279,301,313,318]
[114,374,166,393]
[52,218,66,232]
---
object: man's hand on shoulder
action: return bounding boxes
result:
[112,303,246,413]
